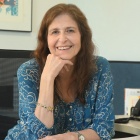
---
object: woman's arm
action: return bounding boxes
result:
[35,54,73,128]
[39,129,100,140]
[5,59,54,140]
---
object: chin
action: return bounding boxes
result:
[60,56,71,60]
[59,54,76,61]
[62,58,75,63]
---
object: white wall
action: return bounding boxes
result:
[0,0,140,61]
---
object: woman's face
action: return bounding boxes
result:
[47,14,81,62]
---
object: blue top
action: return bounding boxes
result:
[5,56,115,140]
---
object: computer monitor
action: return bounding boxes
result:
[0,49,32,118]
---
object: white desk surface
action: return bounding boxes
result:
[115,115,140,135]
[113,115,140,140]
[114,135,140,140]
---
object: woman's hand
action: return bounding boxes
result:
[39,132,77,140]
[41,54,73,81]
[36,54,73,127]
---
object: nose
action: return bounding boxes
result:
[58,32,67,43]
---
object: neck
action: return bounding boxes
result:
[59,64,73,80]
[57,65,76,103]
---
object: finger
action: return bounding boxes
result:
[64,65,69,72]
[63,60,73,66]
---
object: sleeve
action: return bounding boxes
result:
[4,60,53,140]
[87,57,115,140]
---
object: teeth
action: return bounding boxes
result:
[57,46,71,50]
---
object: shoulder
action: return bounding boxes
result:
[92,56,112,79]
[95,56,110,68]
[17,58,39,72]
[94,56,111,73]
[88,56,113,93]
[17,58,40,82]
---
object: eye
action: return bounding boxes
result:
[66,28,75,33]
[51,30,59,35]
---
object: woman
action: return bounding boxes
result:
[5,3,115,140]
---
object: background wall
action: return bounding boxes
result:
[0,0,140,61]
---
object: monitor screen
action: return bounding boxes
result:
[0,49,32,118]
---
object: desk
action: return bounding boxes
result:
[115,115,140,135]
[114,135,140,140]
[113,115,140,140]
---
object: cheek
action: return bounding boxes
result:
[75,34,81,45]
[47,37,55,50]
[75,37,81,49]
[70,35,81,45]
[47,36,52,47]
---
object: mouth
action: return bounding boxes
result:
[56,45,72,50]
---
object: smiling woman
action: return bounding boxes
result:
[5,3,115,140]
[47,14,81,62]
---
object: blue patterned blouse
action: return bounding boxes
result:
[5,56,115,140]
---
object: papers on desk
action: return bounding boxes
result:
[124,88,140,115]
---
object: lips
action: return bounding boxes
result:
[56,46,72,50]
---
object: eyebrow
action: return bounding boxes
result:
[48,27,77,32]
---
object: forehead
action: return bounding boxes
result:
[48,14,78,29]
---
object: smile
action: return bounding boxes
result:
[57,46,72,50]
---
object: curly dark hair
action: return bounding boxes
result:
[33,3,97,104]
